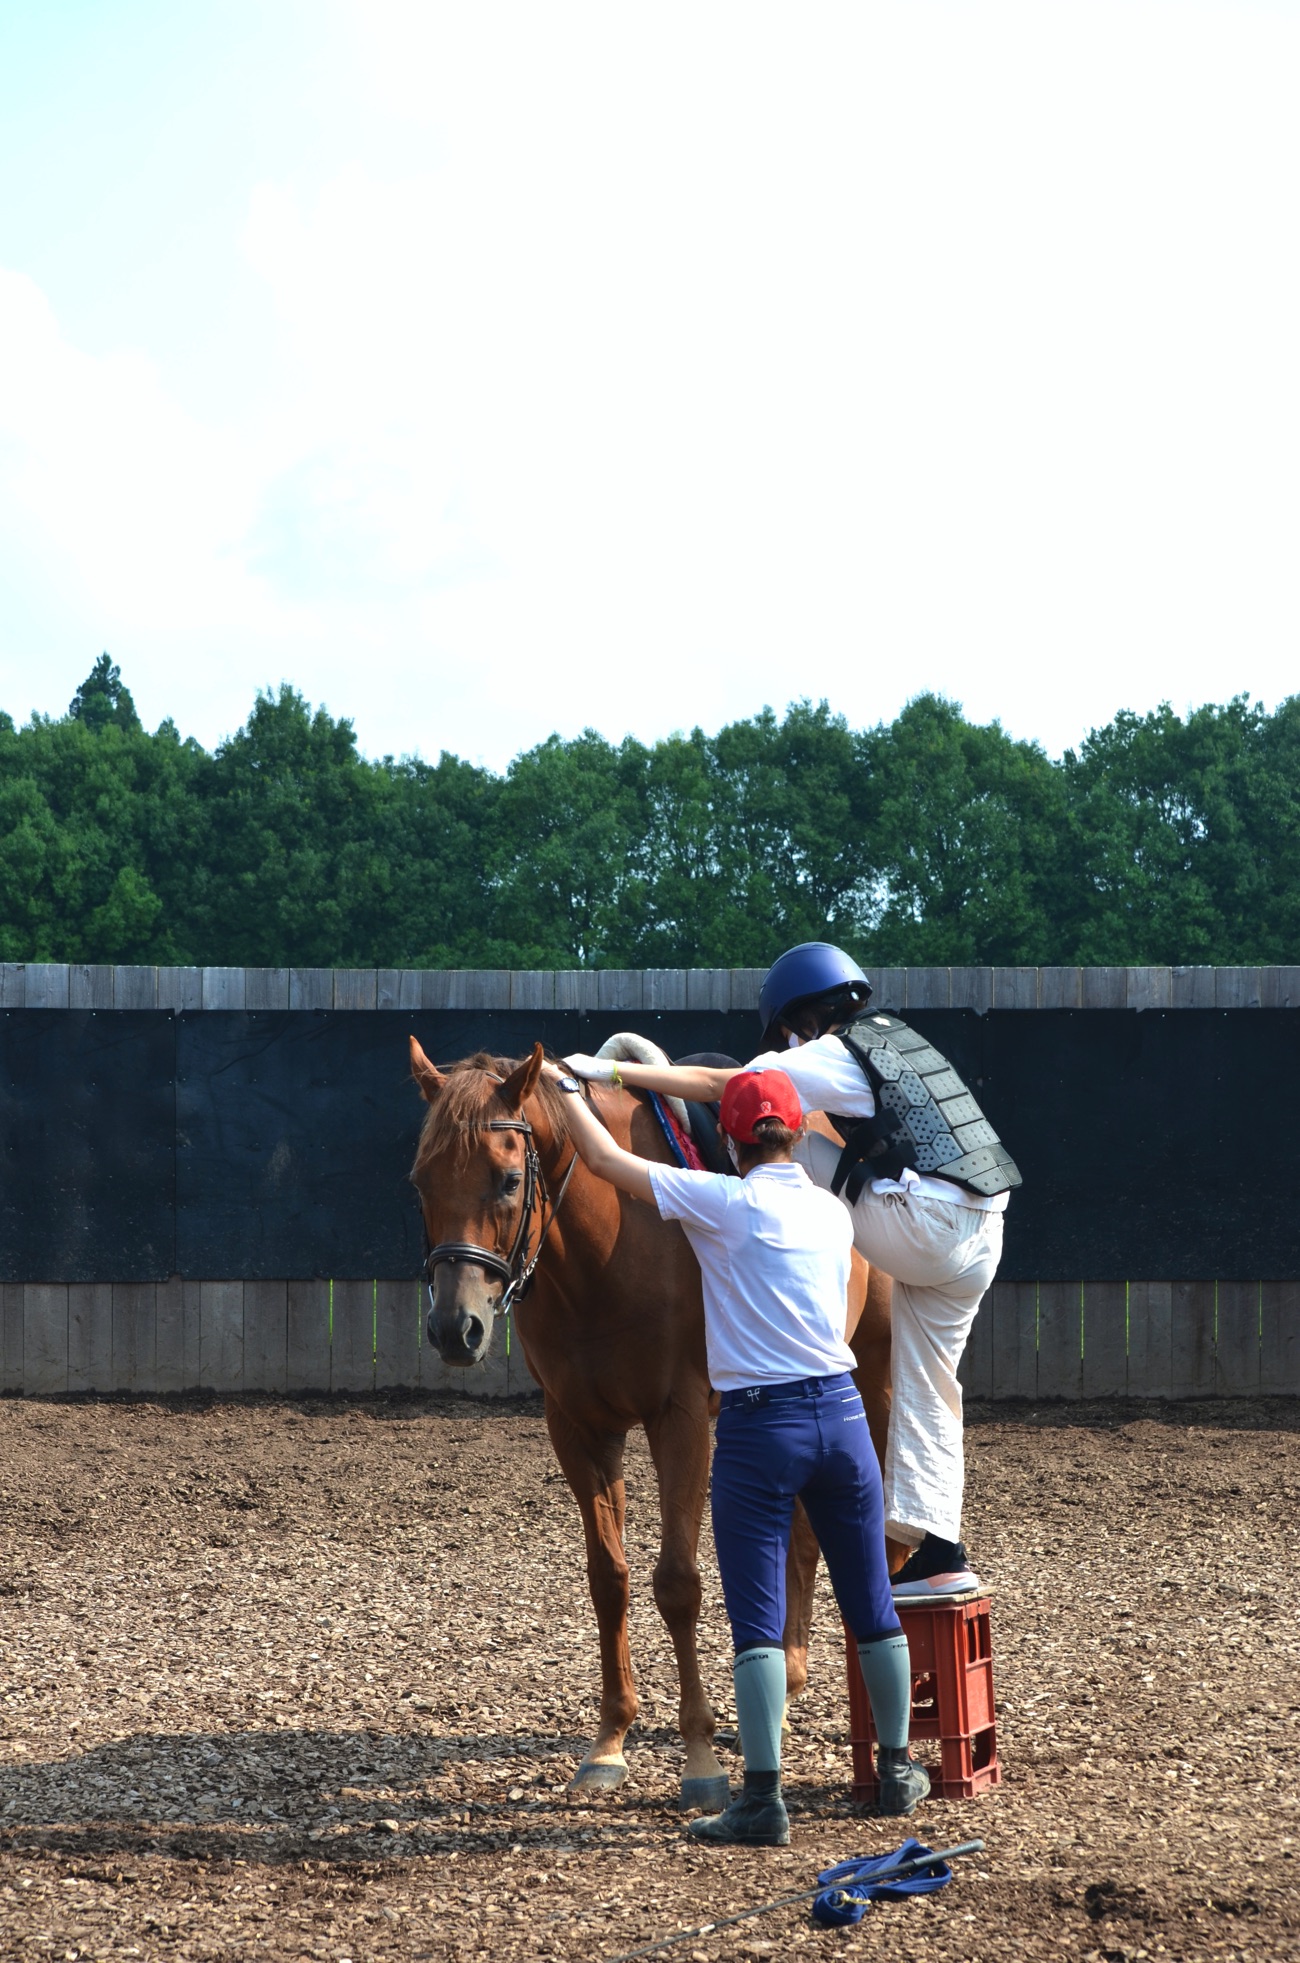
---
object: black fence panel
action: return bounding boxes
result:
[3,1006,1297,1283]
[0,1010,176,1283]
[982,1008,1298,1280]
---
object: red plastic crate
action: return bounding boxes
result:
[846,1595,1001,1801]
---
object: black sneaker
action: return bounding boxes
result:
[891,1534,981,1600]
[876,1747,931,1816]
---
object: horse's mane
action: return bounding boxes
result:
[413,1052,574,1175]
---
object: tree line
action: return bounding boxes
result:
[1,655,1296,969]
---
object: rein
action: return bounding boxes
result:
[422,1109,580,1323]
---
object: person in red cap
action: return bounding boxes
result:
[541,1058,927,1844]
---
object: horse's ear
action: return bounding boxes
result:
[410,1036,446,1104]
[498,1043,545,1111]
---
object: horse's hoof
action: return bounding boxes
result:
[568,1760,628,1793]
[680,1774,730,1815]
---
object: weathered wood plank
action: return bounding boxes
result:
[157,966,202,1011]
[1169,1281,1216,1398]
[375,1279,420,1389]
[287,1279,331,1390]
[957,1291,994,1399]
[597,971,644,1012]
[245,968,291,1010]
[1081,967,1126,1009]
[1215,1280,1260,1396]
[1036,1281,1082,1398]
[948,968,992,1014]
[1215,967,1262,1009]
[0,1284,23,1388]
[993,968,1039,1010]
[199,1281,244,1389]
[155,1279,200,1392]
[377,968,423,1011]
[1128,1281,1173,1397]
[1259,967,1300,1009]
[0,965,26,1008]
[289,969,334,1010]
[685,970,730,1013]
[449,971,511,1010]
[334,969,378,1011]
[23,1284,68,1394]
[111,1283,155,1389]
[508,971,554,1011]
[112,966,157,1010]
[555,971,600,1012]
[202,967,246,1010]
[25,964,70,1009]
[1127,966,1171,1011]
[906,968,950,1010]
[1080,1281,1128,1397]
[989,1281,1038,1398]
[330,1279,375,1392]
[1171,966,1216,1008]
[1038,968,1082,1009]
[419,970,455,1010]
[870,968,907,1014]
[69,964,114,1009]
[729,969,764,1012]
[645,970,688,1012]
[1260,1281,1300,1395]
[68,1283,114,1392]
[243,1279,288,1392]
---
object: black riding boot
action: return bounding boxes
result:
[876,1746,930,1816]
[688,1770,790,1847]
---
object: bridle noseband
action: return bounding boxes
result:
[421,1113,579,1323]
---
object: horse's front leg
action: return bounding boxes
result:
[643,1394,727,1813]
[544,1397,637,1793]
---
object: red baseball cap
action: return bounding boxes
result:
[719,1068,803,1144]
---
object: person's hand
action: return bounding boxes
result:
[539,1058,564,1083]
[563,1054,620,1083]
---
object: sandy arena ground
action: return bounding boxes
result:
[0,1392,1297,1961]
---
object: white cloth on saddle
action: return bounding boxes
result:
[595,1034,690,1132]
[646,1159,855,1392]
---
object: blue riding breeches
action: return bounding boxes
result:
[710,1372,901,1652]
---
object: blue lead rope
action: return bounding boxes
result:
[811,1838,954,1926]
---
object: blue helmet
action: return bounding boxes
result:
[758,942,873,1046]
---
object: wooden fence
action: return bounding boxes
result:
[2,960,1299,1011]
[1,965,1296,1400]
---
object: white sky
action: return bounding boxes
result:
[1,0,1297,770]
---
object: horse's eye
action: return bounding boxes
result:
[500,1172,522,1199]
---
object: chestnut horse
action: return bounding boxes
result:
[408,1037,893,1807]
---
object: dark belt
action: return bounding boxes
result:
[718,1370,856,1411]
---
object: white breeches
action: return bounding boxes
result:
[796,1133,1004,1546]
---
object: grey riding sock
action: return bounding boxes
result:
[857,1633,913,1751]
[731,1647,786,1775]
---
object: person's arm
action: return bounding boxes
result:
[546,1069,657,1204]
[563,1053,740,1102]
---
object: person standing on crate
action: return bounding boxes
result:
[541,1057,929,1843]
[564,942,1021,1602]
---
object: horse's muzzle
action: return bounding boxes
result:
[426,1267,499,1365]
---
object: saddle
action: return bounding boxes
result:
[675,1051,742,1177]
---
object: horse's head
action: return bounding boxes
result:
[409,1038,551,1367]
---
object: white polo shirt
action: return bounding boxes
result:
[745,1033,1009,1214]
[646,1160,857,1392]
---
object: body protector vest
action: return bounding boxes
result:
[827,1012,1022,1206]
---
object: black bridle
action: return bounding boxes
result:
[421,1114,580,1323]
